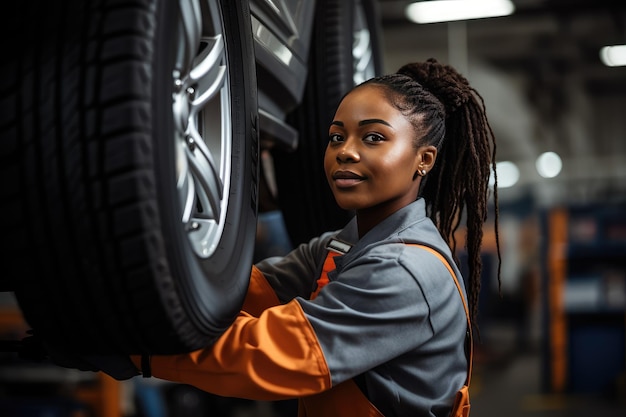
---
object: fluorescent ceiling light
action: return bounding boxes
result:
[536,152,562,179]
[490,161,519,188]
[406,0,515,24]
[600,45,626,67]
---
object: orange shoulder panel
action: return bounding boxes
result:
[242,265,281,317]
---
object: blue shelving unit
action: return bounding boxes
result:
[542,202,626,395]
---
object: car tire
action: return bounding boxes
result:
[0,0,258,354]
[272,0,384,245]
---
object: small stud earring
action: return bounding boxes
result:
[420,169,427,176]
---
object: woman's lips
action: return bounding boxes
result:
[332,170,366,188]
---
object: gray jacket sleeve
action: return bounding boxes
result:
[254,231,338,303]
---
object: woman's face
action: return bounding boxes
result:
[324,84,433,222]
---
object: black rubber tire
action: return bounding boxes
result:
[0,0,258,354]
[272,0,384,245]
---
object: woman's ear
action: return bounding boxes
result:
[415,145,438,174]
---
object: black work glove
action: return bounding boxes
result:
[22,334,141,381]
[52,352,140,380]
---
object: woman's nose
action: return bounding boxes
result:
[336,141,360,162]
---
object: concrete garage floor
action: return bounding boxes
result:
[471,351,626,417]
[468,321,626,417]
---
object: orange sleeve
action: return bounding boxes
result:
[133,299,331,401]
[241,266,281,317]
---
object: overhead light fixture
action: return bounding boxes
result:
[600,45,626,67]
[536,151,562,179]
[490,161,519,189]
[405,0,515,24]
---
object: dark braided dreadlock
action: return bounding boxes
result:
[362,58,501,328]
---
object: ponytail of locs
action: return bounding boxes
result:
[363,58,501,329]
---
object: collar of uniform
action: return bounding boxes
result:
[331,199,428,267]
[359,199,427,246]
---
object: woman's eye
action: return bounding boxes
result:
[328,133,343,143]
[363,133,384,143]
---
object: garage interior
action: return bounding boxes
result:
[2,0,626,416]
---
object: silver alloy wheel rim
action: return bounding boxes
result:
[173,0,231,258]
[353,0,376,85]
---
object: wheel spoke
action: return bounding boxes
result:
[353,29,370,62]
[184,135,223,221]
[177,0,202,76]
[190,37,227,114]
[189,35,224,83]
[180,168,196,225]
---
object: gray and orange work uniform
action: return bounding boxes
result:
[140,199,469,417]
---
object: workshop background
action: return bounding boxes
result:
[2,0,626,416]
